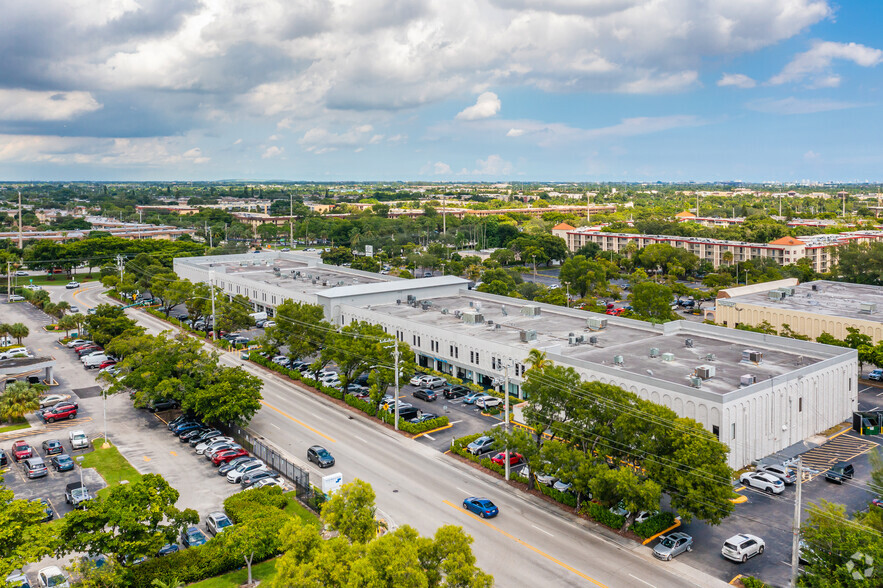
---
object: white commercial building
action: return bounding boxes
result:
[175,252,857,469]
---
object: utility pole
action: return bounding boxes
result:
[587,192,591,225]
[116,254,124,282]
[209,269,217,341]
[6,261,10,302]
[790,456,802,588]
[18,191,23,249]
[289,193,294,246]
[504,363,510,481]
[394,338,400,431]
[208,226,213,248]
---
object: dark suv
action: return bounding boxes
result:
[148,398,179,412]
[825,461,855,484]
[444,385,470,399]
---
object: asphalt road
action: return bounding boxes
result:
[65,281,728,588]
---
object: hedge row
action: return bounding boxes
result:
[631,511,676,540]
[580,501,624,528]
[741,577,772,588]
[250,354,448,433]
[415,367,520,409]
[125,487,291,586]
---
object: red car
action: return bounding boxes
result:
[606,308,625,316]
[212,448,249,466]
[73,343,100,353]
[490,452,523,467]
[76,345,102,357]
[11,440,33,462]
[41,404,78,423]
[98,359,117,369]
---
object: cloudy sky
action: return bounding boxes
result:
[0,0,881,182]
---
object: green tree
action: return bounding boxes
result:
[0,485,56,581]
[321,479,378,544]
[215,293,255,334]
[182,366,263,426]
[58,314,77,337]
[559,255,608,298]
[221,520,274,587]
[0,381,40,422]
[629,282,675,321]
[265,301,332,361]
[321,247,355,266]
[66,556,127,588]
[7,322,29,344]
[84,304,143,346]
[57,474,198,564]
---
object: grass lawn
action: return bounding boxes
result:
[187,558,278,588]
[79,440,142,498]
[0,419,30,434]
[283,494,321,527]
[8,273,101,288]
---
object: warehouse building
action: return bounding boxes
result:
[175,252,857,469]
[717,279,883,345]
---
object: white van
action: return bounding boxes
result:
[83,354,108,368]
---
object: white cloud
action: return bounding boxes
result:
[456,92,501,120]
[262,146,283,158]
[0,90,102,121]
[717,73,756,88]
[804,150,820,160]
[507,128,525,137]
[770,41,883,85]
[433,162,452,174]
[183,147,210,164]
[618,71,699,94]
[468,154,513,175]
[746,97,865,115]
[0,134,209,166]
[298,124,379,153]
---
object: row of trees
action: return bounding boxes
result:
[495,353,735,530]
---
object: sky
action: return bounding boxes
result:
[0,0,881,183]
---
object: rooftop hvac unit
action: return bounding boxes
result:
[501,306,508,316]
[520,330,537,342]
[463,312,485,325]
[690,376,703,388]
[705,353,716,361]
[587,317,608,330]
[495,324,501,330]
[569,333,579,346]
[487,320,494,326]
[860,302,877,315]
[407,295,416,304]
[613,355,624,366]
[521,305,541,317]
[469,301,474,308]
[785,287,796,296]
[742,349,763,364]
[311,279,316,285]
[441,308,448,314]
[649,347,660,358]
[661,352,675,362]
[454,310,462,318]
[740,374,757,387]
[589,336,599,345]
[768,290,786,301]
[685,338,694,348]
[322,281,328,286]
[695,365,716,380]
[811,284,818,291]
[420,301,433,310]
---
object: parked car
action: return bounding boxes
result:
[148,398,179,412]
[444,385,470,399]
[410,413,439,424]
[195,437,233,455]
[409,374,430,386]
[7,294,25,301]
[721,534,765,563]
[240,469,280,487]
[739,472,785,494]
[0,449,6,467]
[553,479,573,493]
[37,566,69,588]
[97,359,116,370]
[206,511,234,536]
[23,457,49,479]
[475,396,503,409]
[757,463,797,485]
[212,448,249,465]
[462,392,486,405]
[69,430,89,450]
[39,394,68,409]
[11,440,33,461]
[158,544,179,556]
[41,404,78,423]
[227,460,267,484]
[179,427,210,442]
[869,369,883,381]
[825,461,855,484]
[50,453,75,472]
[205,443,241,460]
[189,429,223,447]
[306,445,335,468]
[422,376,447,390]
[66,339,90,348]
[218,456,257,475]
[490,452,523,467]
[413,388,438,402]
[653,532,693,561]
[83,354,109,369]
[5,570,29,588]
[462,497,499,518]
[173,422,204,437]
[31,497,54,522]
[65,281,80,289]
[41,439,64,455]
[466,436,494,455]
[182,526,208,548]
[252,478,283,490]
[65,481,92,507]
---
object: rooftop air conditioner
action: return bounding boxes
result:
[695,365,715,380]
[649,347,660,358]
[396,299,401,305]
[587,317,608,330]
[569,334,579,346]
[463,312,485,325]
[705,353,716,361]
[740,374,757,387]
[521,305,541,317]
[441,308,448,314]
[613,355,624,366]
[469,301,474,308]
[741,349,763,364]
[690,376,703,388]
[454,310,462,318]
[661,353,675,362]
[685,338,694,348]
[501,306,508,316]
[520,330,537,342]
[861,302,877,315]
[495,324,501,330]
[589,336,599,345]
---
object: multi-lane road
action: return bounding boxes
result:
[62,282,728,588]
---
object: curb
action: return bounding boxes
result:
[412,423,453,438]
[641,519,681,545]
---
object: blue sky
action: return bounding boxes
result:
[0,0,880,183]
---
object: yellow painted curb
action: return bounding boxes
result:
[729,574,743,585]
[641,518,681,545]
[827,425,853,440]
[734,485,746,491]
[413,423,453,438]
[729,494,748,504]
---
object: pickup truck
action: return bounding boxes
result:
[65,481,92,507]
[69,430,89,450]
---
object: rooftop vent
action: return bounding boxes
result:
[741,349,763,364]
[860,302,877,315]
[587,317,608,330]
[463,312,485,325]
[520,330,537,342]
[685,338,694,348]
[768,290,786,301]
[649,347,660,358]
[396,299,401,305]
[420,301,433,310]
[705,353,716,361]
[661,352,675,362]
[690,376,703,388]
[740,374,757,387]
[589,336,599,345]
[440,308,448,314]
[469,301,474,308]
[495,324,501,330]
[521,305,541,317]
[695,365,716,380]
[613,355,624,366]
[501,306,508,316]
[454,310,462,318]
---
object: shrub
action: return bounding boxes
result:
[631,511,676,539]
[582,502,625,529]
[741,578,771,588]
[377,411,449,433]
[344,394,377,416]
[452,433,483,455]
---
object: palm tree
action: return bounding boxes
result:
[43,302,58,317]
[0,323,11,344]
[8,322,29,344]
[54,300,71,316]
[58,315,77,337]
[69,313,87,337]
[524,349,551,371]
[0,381,39,422]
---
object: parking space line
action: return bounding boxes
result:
[143,456,151,462]
[442,500,608,588]
[169,451,177,457]
[260,400,336,443]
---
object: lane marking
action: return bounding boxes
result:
[456,487,470,495]
[532,524,554,537]
[260,400,336,443]
[442,500,608,587]
[628,574,656,588]
[270,423,281,430]
[423,434,435,440]
[449,420,463,424]
[355,436,367,444]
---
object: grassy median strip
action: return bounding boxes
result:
[187,559,278,588]
[79,440,142,497]
[284,494,321,528]
[0,420,30,434]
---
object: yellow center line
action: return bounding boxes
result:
[260,400,336,443]
[441,500,608,588]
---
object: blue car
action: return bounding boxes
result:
[50,454,74,472]
[158,543,180,556]
[463,392,486,405]
[182,526,208,547]
[462,497,499,518]
[172,422,203,436]
[869,369,883,381]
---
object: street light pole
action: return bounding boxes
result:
[790,456,802,588]
[209,269,217,341]
[532,255,536,281]
[394,338,400,431]
[504,363,510,481]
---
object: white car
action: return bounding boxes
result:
[40,394,68,409]
[0,348,29,360]
[263,321,276,328]
[252,477,283,489]
[38,565,70,588]
[24,284,42,291]
[82,354,108,368]
[65,281,80,289]
[195,437,233,455]
[475,396,503,409]
[227,461,267,484]
[410,374,430,386]
[8,294,25,302]
[69,305,80,313]
[739,471,785,494]
[721,534,765,563]
[66,339,90,348]
[756,463,798,485]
